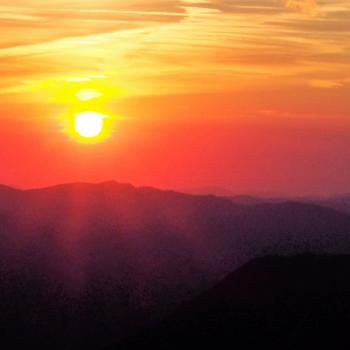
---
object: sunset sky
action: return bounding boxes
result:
[1,0,350,195]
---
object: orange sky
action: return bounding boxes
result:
[0,0,350,195]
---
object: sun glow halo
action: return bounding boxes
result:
[77,89,102,101]
[59,81,117,143]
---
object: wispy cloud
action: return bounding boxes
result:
[0,0,349,99]
[284,0,318,14]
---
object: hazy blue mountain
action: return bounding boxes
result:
[308,195,350,215]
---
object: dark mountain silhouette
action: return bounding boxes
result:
[117,254,350,349]
[1,182,350,349]
[184,186,235,197]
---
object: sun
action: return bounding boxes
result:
[75,112,104,138]
[63,110,114,143]
[59,82,117,143]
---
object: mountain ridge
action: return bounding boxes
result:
[1,182,350,349]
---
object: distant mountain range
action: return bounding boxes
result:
[1,182,350,349]
[184,186,350,214]
[229,194,350,214]
[309,195,350,215]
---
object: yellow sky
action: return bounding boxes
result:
[0,0,349,101]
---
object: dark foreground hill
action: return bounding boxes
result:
[117,254,350,349]
[1,182,350,349]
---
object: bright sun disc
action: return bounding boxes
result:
[75,112,104,138]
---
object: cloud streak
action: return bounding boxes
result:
[284,0,318,14]
[0,0,349,99]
